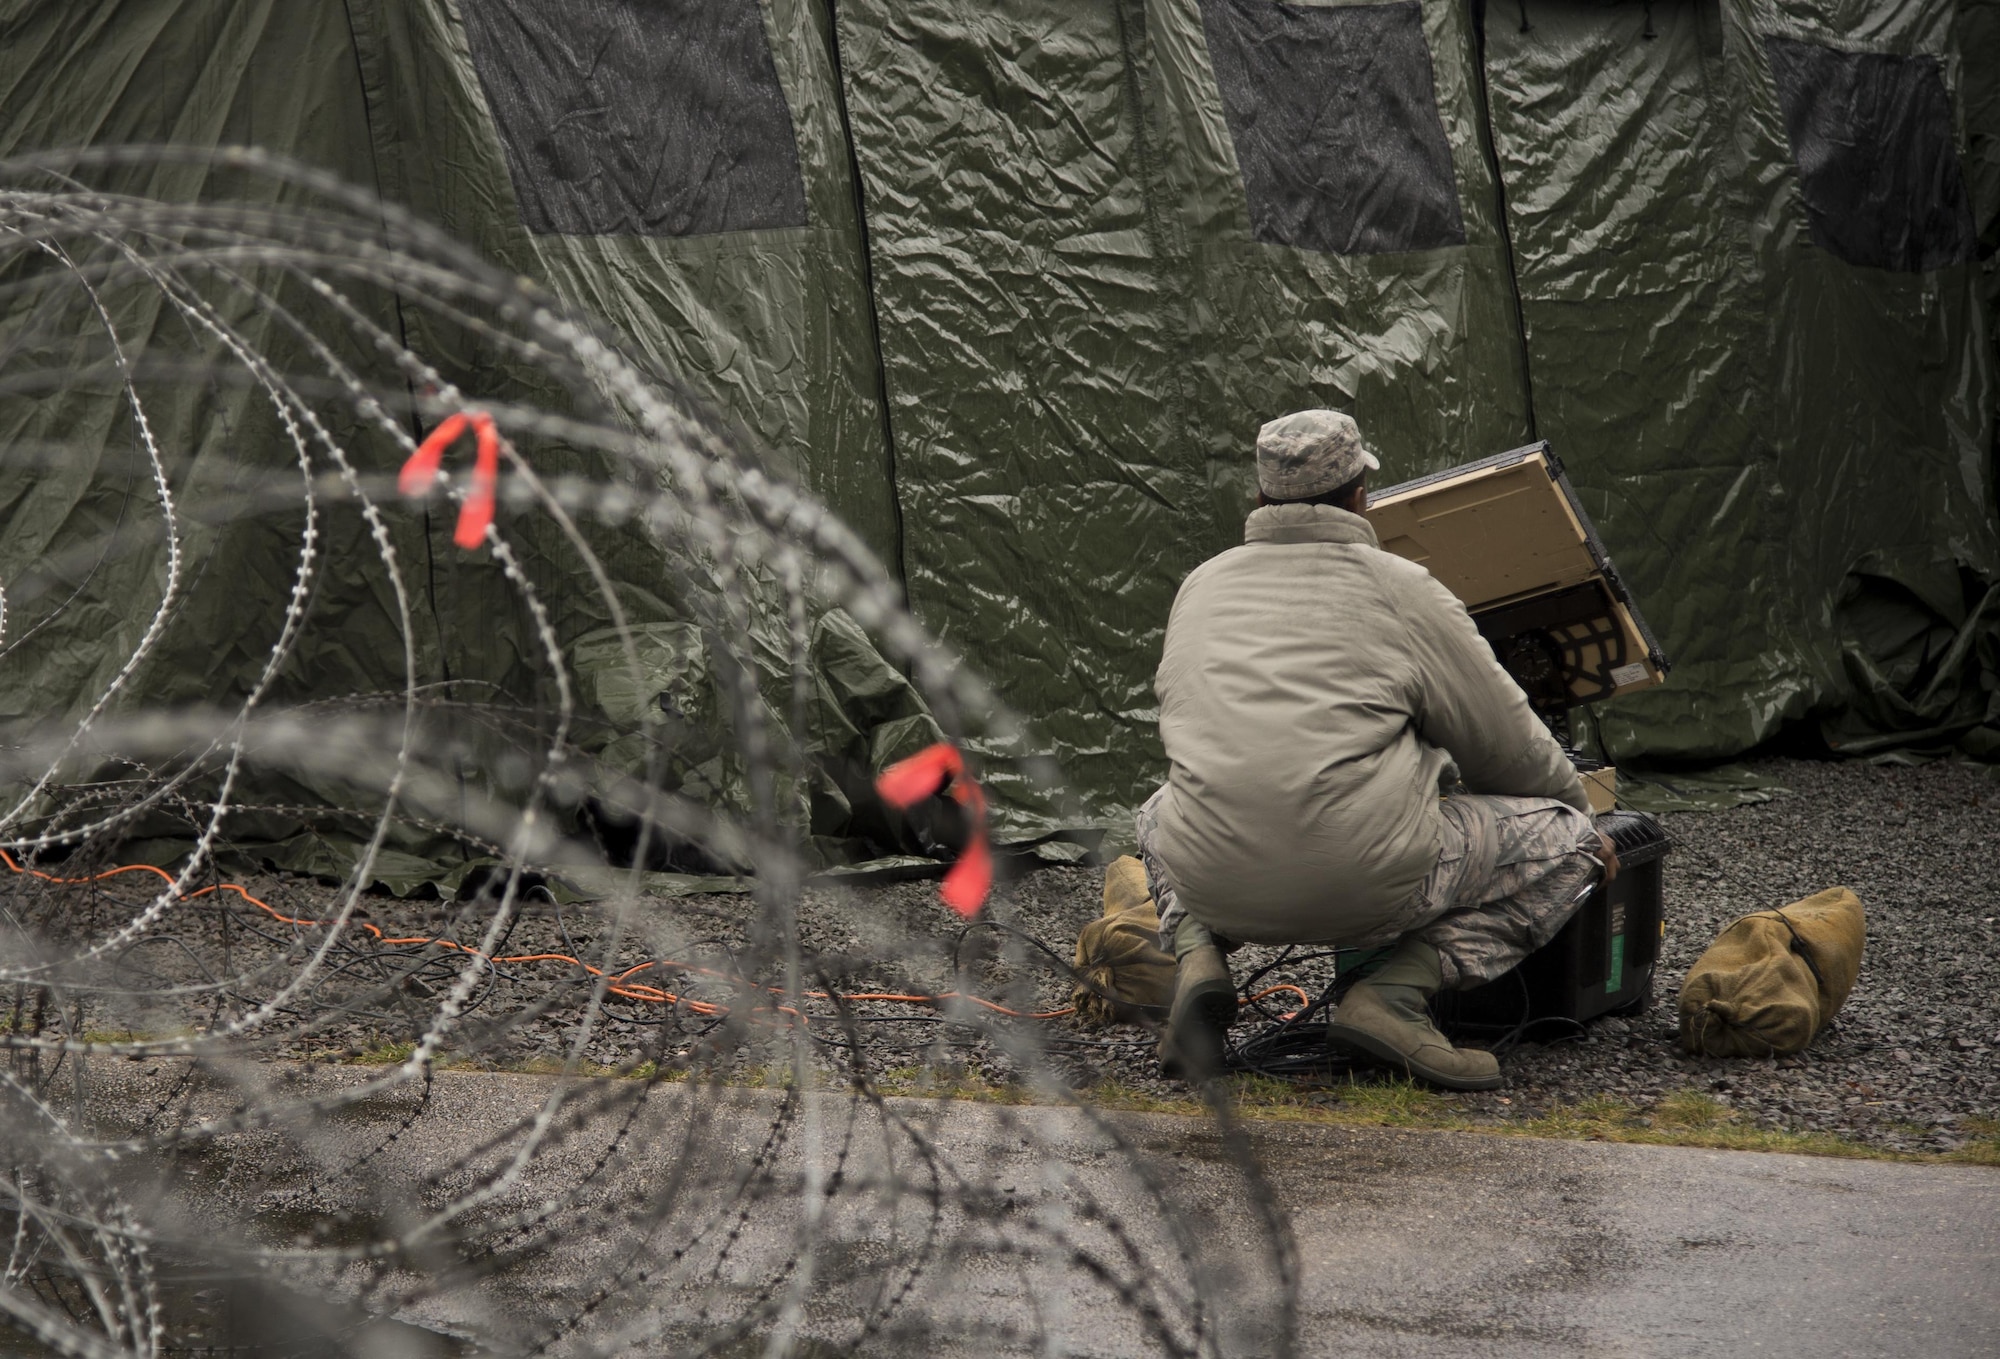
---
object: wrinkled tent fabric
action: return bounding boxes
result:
[0,0,930,886]
[836,0,1533,829]
[1480,0,1999,765]
[0,0,1997,875]
[1970,0,2000,407]
[840,0,1999,813]
[363,0,901,563]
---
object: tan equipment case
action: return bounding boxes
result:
[1366,442,1671,809]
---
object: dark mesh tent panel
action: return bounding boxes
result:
[459,0,810,237]
[1198,0,1467,255]
[1764,35,1977,273]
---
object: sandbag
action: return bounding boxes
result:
[1070,856,1176,1026]
[1678,888,1866,1057]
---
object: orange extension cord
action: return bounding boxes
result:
[0,849,1314,1024]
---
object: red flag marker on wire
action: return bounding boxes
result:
[400,411,502,550]
[875,742,992,918]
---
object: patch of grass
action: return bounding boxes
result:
[1652,1089,1735,1130]
[1569,1094,1632,1123]
[1524,1095,1634,1139]
[513,1055,637,1078]
[1945,1116,2000,1168]
[1324,1075,1449,1126]
[871,1063,1031,1105]
[0,1026,189,1046]
[1509,1095,1897,1160]
[81,1028,178,1045]
[1068,1075,1965,1165]
[1082,1077,1195,1116]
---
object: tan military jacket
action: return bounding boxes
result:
[1152,503,1588,944]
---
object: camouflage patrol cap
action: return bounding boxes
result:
[1255,409,1380,500]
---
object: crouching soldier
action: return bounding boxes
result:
[1138,410,1617,1089]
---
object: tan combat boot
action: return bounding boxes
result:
[1326,938,1502,1091]
[1157,920,1238,1081]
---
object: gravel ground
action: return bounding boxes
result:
[673,755,1996,1155]
[1491,757,1999,1153]
[833,756,2000,1155]
[26,757,1996,1157]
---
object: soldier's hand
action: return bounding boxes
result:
[1596,830,1620,883]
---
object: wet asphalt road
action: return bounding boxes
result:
[88,1064,1999,1358]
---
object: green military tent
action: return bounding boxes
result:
[1,0,1996,860]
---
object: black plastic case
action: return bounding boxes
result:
[1442,809,1670,1028]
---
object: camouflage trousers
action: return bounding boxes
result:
[1137,787,1602,990]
